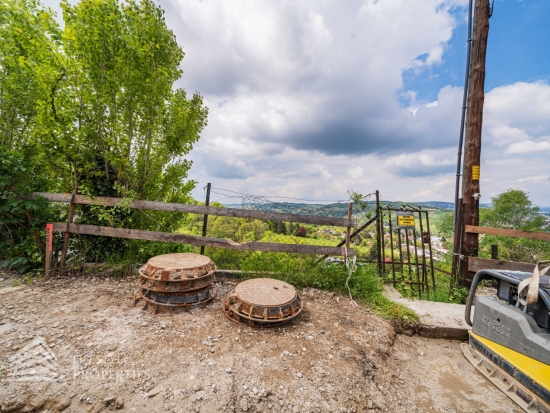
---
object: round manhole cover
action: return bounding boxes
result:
[223,278,303,327]
[140,253,215,280]
[234,278,297,306]
[135,253,216,314]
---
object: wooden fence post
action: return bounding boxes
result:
[375,190,382,274]
[45,223,53,277]
[200,183,211,255]
[345,202,352,252]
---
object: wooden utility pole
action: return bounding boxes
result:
[460,0,491,286]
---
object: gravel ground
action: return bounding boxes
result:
[0,270,520,413]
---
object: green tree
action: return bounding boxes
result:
[0,0,65,171]
[271,221,287,235]
[438,211,455,237]
[0,0,208,266]
[482,189,545,231]
[479,190,549,262]
[60,0,207,201]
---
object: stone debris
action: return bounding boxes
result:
[147,386,162,398]
[0,269,519,413]
[103,395,115,403]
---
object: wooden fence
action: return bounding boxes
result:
[465,225,550,242]
[463,225,549,275]
[36,192,356,276]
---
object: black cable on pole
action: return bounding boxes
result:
[453,0,474,232]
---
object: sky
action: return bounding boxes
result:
[43,0,550,206]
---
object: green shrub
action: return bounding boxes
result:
[227,253,418,322]
[0,149,63,273]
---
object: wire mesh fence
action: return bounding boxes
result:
[208,186,377,228]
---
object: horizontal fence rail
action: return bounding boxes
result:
[468,257,536,273]
[465,225,550,242]
[51,223,353,256]
[33,190,360,276]
[33,192,352,227]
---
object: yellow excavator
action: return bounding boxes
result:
[462,261,550,412]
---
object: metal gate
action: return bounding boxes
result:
[378,205,436,298]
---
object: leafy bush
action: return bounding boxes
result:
[0,149,63,272]
[478,190,549,262]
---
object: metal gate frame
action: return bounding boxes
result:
[378,204,436,298]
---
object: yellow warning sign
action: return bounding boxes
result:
[397,213,415,229]
[472,165,480,180]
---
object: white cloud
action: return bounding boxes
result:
[505,140,550,154]
[42,0,549,206]
[167,0,466,154]
[382,149,455,177]
[510,175,549,183]
[485,125,530,147]
[348,166,364,180]
[484,82,550,134]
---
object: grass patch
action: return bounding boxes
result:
[389,268,469,304]
[232,252,418,323]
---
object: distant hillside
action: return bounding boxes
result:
[223,202,354,218]
[412,201,454,210]
[223,201,493,213]
[219,200,460,218]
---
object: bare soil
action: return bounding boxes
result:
[0,270,520,413]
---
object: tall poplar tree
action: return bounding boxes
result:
[1,0,208,266]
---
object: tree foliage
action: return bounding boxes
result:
[0,0,207,268]
[0,150,64,272]
[481,189,546,231]
[479,189,549,262]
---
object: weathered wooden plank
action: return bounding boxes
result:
[467,257,535,274]
[33,192,73,203]
[465,225,550,242]
[50,223,353,256]
[35,193,351,227]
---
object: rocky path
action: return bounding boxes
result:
[0,272,519,412]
